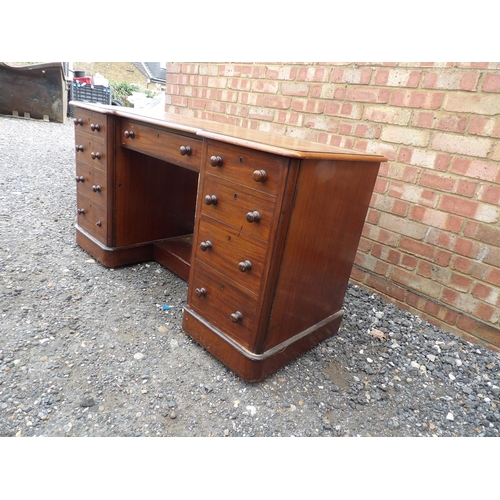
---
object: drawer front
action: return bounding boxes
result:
[200,176,276,242]
[195,217,267,295]
[75,134,107,167]
[75,163,107,201]
[73,109,108,138]
[189,261,258,348]
[120,119,202,171]
[76,192,107,243]
[205,142,287,197]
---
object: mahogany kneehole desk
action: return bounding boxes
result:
[71,101,387,382]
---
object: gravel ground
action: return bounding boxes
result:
[1,114,500,439]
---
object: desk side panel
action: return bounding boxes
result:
[264,159,381,350]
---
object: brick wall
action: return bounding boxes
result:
[165,62,500,351]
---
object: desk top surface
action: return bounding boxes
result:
[72,101,388,162]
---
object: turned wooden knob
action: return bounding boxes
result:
[195,287,206,297]
[204,195,218,205]
[90,152,101,160]
[74,118,83,126]
[230,311,243,323]
[124,130,135,139]
[77,208,85,215]
[253,170,267,182]
[199,241,212,251]
[246,211,260,223]
[92,185,101,192]
[96,220,102,227]
[75,176,84,183]
[210,155,223,167]
[75,145,84,152]
[90,123,100,132]
[180,145,192,156]
[238,260,252,272]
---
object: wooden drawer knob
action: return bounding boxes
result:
[92,185,101,192]
[75,145,84,152]
[253,170,267,182]
[124,130,135,139]
[199,241,212,251]
[238,260,252,272]
[75,176,84,183]
[246,211,260,223]
[74,118,83,126]
[90,123,101,132]
[179,145,192,156]
[210,155,223,167]
[230,311,243,323]
[90,152,101,160]
[204,195,218,206]
[77,208,85,215]
[195,287,206,297]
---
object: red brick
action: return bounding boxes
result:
[440,287,459,308]
[456,315,500,349]
[412,110,435,128]
[450,273,473,292]
[416,260,433,278]
[478,184,500,204]
[439,194,479,218]
[400,237,435,260]
[451,255,473,274]
[397,147,413,163]
[420,171,455,191]
[454,236,482,258]
[358,237,372,253]
[434,154,452,171]
[475,303,498,323]
[434,249,453,266]
[455,179,478,197]
[472,283,493,301]
[485,268,500,287]
[323,101,341,116]
[401,254,418,270]
[482,73,500,92]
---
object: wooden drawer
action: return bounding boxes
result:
[205,142,287,197]
[194,216,267,295]
[75,134,107,167]
[200,175,276,242]
[120,119,202,171]
[73,108,108,138]
[76,192,107,244]
[75,163,107,201]
[189,261,258,349]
